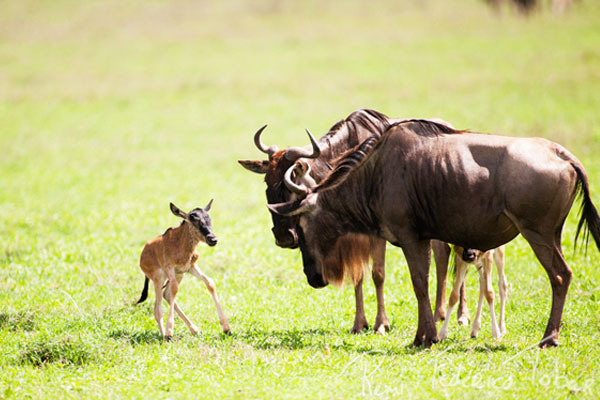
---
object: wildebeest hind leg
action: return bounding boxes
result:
[522,230,572,348]
[402,240,438,348]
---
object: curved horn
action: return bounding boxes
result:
[254,125,279,156]
[284,163,309,196]
[284,129,321,162]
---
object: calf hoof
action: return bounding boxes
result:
[223,329,232,336]
[457,315,470,326]
[165,336,173,342]
[433,310,446,323]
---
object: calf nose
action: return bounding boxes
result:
[462,248,477,263]
[206,234,218,247]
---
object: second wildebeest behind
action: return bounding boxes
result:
[270,119,600,348]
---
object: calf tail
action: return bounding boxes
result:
[136,277,149,304]
[572,163,600,252]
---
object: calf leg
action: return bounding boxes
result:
[402,240,438,347]
[189,265,231,333]
[164,269,179,340]
[152,278,166,338]
[432,240,450,322]
[473,255,501,339]
[494,246,508,336]
[522,230,572,348]
[371,238,390,335]
[351,277,369,334]
[439,259,469,341]
[457,282,470,326]
[163,276,199,335]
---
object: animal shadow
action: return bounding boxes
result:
[108,329,164,345]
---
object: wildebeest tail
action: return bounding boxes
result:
[572,162,600,252]
[136,277,149,304]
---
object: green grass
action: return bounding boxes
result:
[1,0,600,398]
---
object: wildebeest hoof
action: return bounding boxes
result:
[223,329,232,336]
[165,336,173,342]
[539,338,559,348]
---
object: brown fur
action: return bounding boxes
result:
[323,234,371,287]
[138,209,230,339]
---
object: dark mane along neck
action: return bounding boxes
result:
[389,119,467,137]
[317,109,390,158]
[316,135,380,193]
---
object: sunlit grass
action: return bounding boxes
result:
[1,0,600,398]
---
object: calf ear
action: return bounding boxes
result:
[267,194,317,216]
[170,203,188,219]
[204,199,214,212]
[238,160,269,174]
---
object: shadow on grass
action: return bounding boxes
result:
[20,337,95,367]
[231,327,511,356]
[0,311,36,332]
[108,329,164,345]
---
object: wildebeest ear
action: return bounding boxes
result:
[170,203,188,219]
[267,194,317,216]
[238,160,269,174]
[204,199,214,212]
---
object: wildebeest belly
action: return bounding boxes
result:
[422,212,520,252]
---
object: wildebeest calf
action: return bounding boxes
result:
[136,201,230,340]
[438,245,508,341]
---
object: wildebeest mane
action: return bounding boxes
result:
[389,119,467,136]
[315,135,380,193]
[319,109,391,155]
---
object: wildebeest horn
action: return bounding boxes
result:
[284,129,321,162]
[254,125,279,156]
[284,163,309,196]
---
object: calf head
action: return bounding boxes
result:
[170,200,218,246]
[238,125,321,249]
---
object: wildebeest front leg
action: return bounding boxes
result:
[351,277,369,334]
[371,238,390,335]
[402,240,438,348]
[522,230,572,348]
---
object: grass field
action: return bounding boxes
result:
[1,0,600,398]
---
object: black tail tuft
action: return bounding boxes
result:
[572,163,600,253]
[136,277,149,304]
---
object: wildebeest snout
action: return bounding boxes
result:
[462,248,477,263]
[273,227,298,248]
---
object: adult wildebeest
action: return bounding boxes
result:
[239,109,467,334]
[269,119,600,348]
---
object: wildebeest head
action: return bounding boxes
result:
[170,200,217,246]
[238,125,320,248]
[268,192,334,287]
